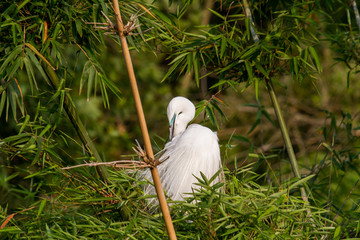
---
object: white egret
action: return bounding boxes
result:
[143,96,222,204]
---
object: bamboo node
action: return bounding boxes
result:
[132,140,168,168]
[85,11,153,37]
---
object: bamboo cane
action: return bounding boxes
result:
[242,0,309,203]
[266,80,309,203]
[111,1,177,239]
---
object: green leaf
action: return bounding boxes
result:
[39,124,52,137]
[0,91,6,119]
[233,135,250,143]
[208,8,226,20]
[23,56,38,92]
[309,46,322,72]
[75,19,83,37]
[19,114,30,134]
[9,85,17,121]
[333,226,341,240]
[169,52,188,65]
[192,52,199,87]
[87,67,95,101]
[245,61,253,83]
[152,8,175,25]
[255,62,268,78]
[26,49,50,85]
[17,0,31,10]
[59,90,65,114]
[241,46,259,59]
[210,100,225,119]
[220,37,227,59]
[37,199,47,217]
[288,175,315,191]
[0,45,22,74]
[205,105,218,129]
[162,59,182,82]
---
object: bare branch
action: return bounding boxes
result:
[62,160,151,170]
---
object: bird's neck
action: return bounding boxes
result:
[173,122,189,138]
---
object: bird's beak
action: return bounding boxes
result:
[169,114,176,141]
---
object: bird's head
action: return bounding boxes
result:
[167,96,195,141]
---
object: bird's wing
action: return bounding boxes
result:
[158,124,221,201]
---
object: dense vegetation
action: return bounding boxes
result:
[1,0,359,239]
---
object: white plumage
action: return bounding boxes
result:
[143,96,222,203]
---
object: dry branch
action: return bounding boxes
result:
[61,160,151,170]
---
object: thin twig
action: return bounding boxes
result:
[61,160,151,170]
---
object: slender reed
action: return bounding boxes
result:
[242,0,309,203]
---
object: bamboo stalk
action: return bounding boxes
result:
[111,1,177,239]
[242,0,309,203]
[242,0,259,42]
[266,80,309,202]
[351,0,360,31]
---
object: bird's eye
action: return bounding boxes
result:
[178,111,183,115]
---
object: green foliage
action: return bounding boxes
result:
[1,0,360,239]
[161,0,322,97]
[320,0,360,87]
[0,165,336,239]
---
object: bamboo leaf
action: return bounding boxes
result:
[245,61,253,82]
[39,124,52,137]
[192,52,199,87]
[25,43,55,70]
[26,49,51,85]
[208,8,226,20]
[0,91,6,119]
[210,100,226,119]
[220,37,227,59]
[75,19,83,37]
[170,52,188,65]
[87,67,95,101]
[195,100,206,119]
[241,46,259,59]
[161,59,182,82]
[23,56,38,92]
[17,0,31,10]
[9,85,17,121]
[0,45,22,74]
[309,46,322,72]
[288,175,315,191]
[37,199,46,217]
[19,114,30,134]
[59,90,65,114]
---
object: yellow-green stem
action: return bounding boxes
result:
[266,80,308,202]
